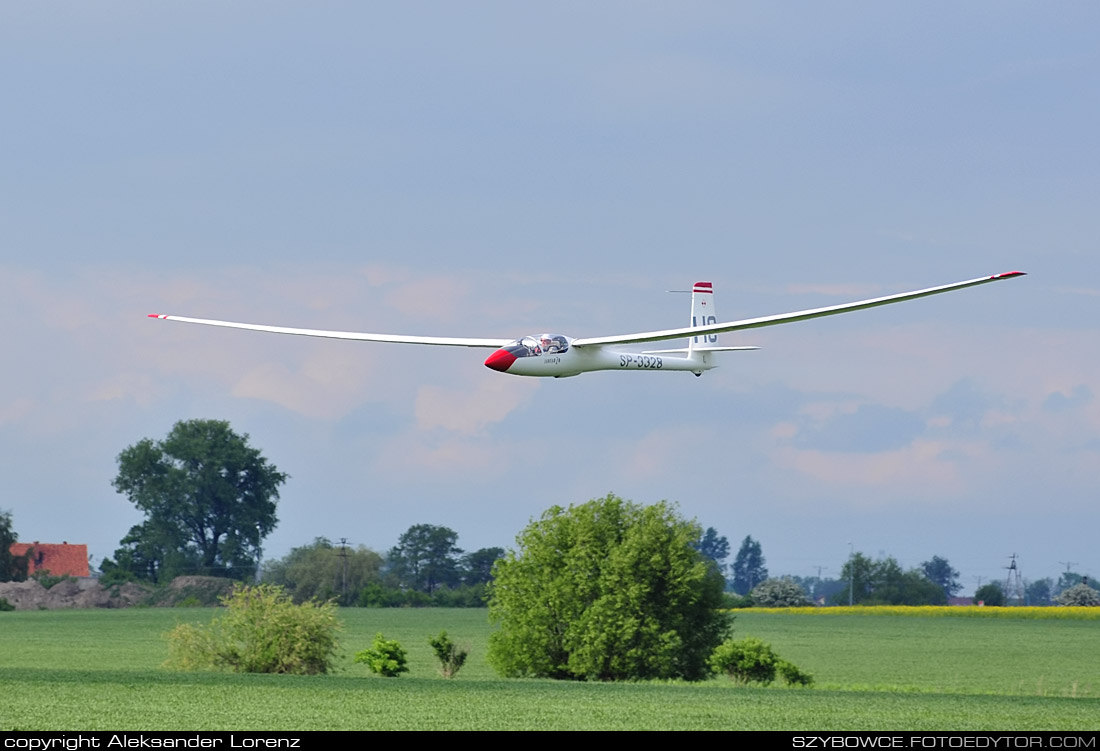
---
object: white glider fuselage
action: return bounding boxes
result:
[148,272,1025,379]
[486,340,718,378]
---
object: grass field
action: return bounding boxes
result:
[1,607,1098,730]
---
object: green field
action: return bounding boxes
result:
[1,607,1097,730]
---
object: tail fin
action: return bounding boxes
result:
[690,281,718,352]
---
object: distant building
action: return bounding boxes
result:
[9,542,90,578]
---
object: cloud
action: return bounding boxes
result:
[793,403,925,453]
[772,439,972,497]
[786,283,885,298]
[230,348,377,421]
[1043,384,1092,413]
[414,377,539,436]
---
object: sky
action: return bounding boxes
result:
[2,2,1097,596]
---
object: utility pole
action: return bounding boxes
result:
[1004,553,1024,605]
[848,543,855,606]
[336,538,350,603]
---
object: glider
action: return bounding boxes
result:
[149,271,1025,378]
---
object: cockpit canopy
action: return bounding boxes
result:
[502,334,570,358]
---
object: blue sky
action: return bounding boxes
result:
[3,2,1097,594]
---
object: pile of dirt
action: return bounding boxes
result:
[0,578,150,610]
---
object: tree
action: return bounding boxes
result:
[461,547,505,586]
[261,537,384,605]
[837,554,946,606]
[107,419,287,582]
[921,555,962,598]
[731,536,768,595]
[790,575,846,604]
[694,527,731,577]
[837,552,875,604]
[487,494,730,682]
[975,582,1005,607]
[1,509,31,583]
[751,577,811,607]
[387,524,463,594]
[1025,578,1053,606]
[1056,572,1098,595]
[1054,582,1100,607]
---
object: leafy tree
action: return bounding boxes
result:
[461,547,505,586]
[1056,572,1098,595]
[387,524,463,594]
[262,537,383,605]
[837,554,946,606]
[487,493,730,682]
[974,581,1005,607]
[731,536,768,595]
[751,577,811,607]
[837,552,875,604]
[1025,578,1053,606]
[165,584,340,674]
[0,509,30,583]
[694,527,731,577]
[870,560,947,606]
[99,522,195,585]
[921,555,962,598]
[1054,582,1100,607]
[107,420,287,582]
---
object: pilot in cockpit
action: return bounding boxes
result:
[540,334,562,354]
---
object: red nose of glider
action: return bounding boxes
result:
[484,349,516,372]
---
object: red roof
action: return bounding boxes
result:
[9,542,90,578]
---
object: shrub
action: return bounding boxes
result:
[354,633,409,677]
[428,630,468,678]
[751,577,811,607]
[709,637,814,687]
[32,570,75,590]
[709,636,777,684]
[0,597,14,612]
[164,583,341,674]
[1055,583,1100,607]
[488,494,730,681]
[777,659,814,687]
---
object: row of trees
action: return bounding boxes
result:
[95,420,1096,609]
[259,530,504,606]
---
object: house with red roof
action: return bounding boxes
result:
[9,542,90,578]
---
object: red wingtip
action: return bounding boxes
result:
[147,314,166,318]
[992,271,1026,279]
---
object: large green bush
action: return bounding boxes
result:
[165,583,340,674]
[488,494,730,681]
